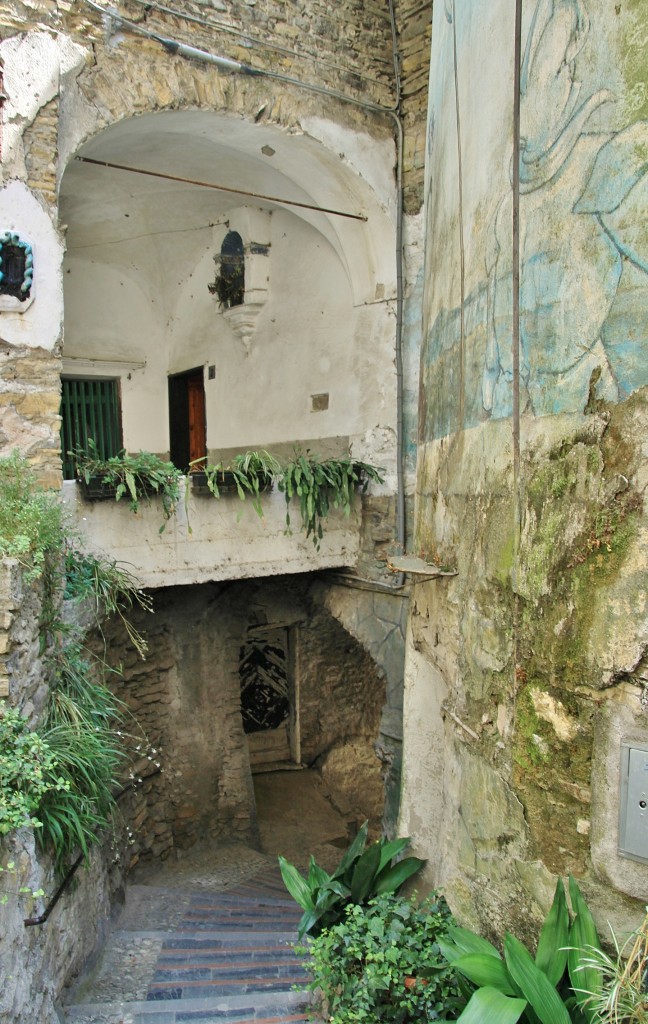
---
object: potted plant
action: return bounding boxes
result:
[72,442,183,529]
[191,450,281,518]
[278,450,384,549]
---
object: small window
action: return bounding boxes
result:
[208,230,245,309]
[60,378,122,480]
[0,233,33,301]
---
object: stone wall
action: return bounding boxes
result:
[402,0,648,943]
[95,575,387,867]
[393,0,432,213]
[0,561,131,1024]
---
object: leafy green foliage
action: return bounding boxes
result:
[193,449,281,518]
[572,908,648,1024]
[0,858,45,905]
[72,441,183,529]
[440,877,603,1023]
[37,636,127,871]
[0,705,68,835]
[0,451,63,580]
[279,821,425,938]
[279,451,384,549]
[0,452,155,872]
[302,892,462,1022]
[64,547,152,659]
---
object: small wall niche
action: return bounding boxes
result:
[210,208,271,354]
[0,231,35,311]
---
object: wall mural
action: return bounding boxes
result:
[421,0,648,441]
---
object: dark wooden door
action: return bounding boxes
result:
[169,368,206,471]
[187,373,206,467]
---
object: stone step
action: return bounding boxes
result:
[65,988,309,1024]
[63,862,312,1024]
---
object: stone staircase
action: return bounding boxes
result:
[64,860,312,1024]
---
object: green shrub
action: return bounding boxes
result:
[302,892,462,1022]
[37,636,128,871]
[439,876,603,1023]
[574,909,648,1023]
[64,547,152,659]
[279,820,425,938]
[0,704,68,835]
[0,452,154,871]
[0,451,63,580]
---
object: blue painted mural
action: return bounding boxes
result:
[422,0,648,441]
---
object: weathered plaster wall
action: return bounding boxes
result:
[61,479,364,587]
[402,0,648,941]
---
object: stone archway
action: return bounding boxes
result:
[96,575,387,870]
[58,106,397,472]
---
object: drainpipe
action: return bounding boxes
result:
[82,0,408,581]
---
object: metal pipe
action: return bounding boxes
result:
[387,0,407,588]
[451,0,466,431]
[76,156,369,222]
[512,0,523,687]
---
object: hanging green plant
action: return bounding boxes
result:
[72,441,184,531]
[208,236,245,310]
[191,449,281,518]
[208,264,245,309]
[278,450,384,549]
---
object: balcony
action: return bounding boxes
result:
[61,478,361,589]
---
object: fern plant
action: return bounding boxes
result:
[192,449,281,518]
[72,441,183,529]
[279,451,384,549]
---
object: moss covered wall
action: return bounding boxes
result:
[401,0,648,941]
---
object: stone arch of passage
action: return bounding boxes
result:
[59,101,396,306]
[59,105,397,459]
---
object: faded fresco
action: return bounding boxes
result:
[421,0,648,441]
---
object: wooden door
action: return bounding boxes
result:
[169,368,205,471]
[187,373,206,466]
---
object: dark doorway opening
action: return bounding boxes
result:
[169,367,206,472]
[240,627,300,773]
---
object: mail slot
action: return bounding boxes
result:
[619,742,648,864]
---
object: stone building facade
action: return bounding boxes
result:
[0,0,429,1017]
[1,0,648,1019]
[399,0,648,946]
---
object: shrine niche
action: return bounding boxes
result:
[0,232,34,311]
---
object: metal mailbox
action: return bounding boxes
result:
[619,742,648,864]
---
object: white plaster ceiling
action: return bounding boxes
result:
[60,110,396,303]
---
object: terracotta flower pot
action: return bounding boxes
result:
[404,976,428,991]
